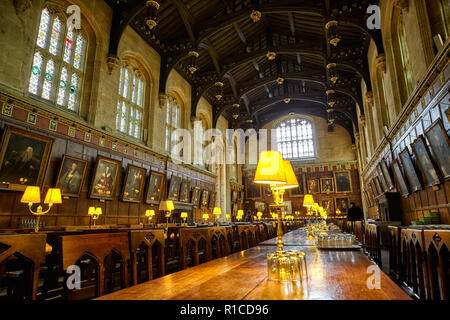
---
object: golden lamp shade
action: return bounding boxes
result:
[180,212,188,218]
[202,213,209,220]
[213,207,222,215]
[274,160,299,190]
[159,201,175,212]
[88,206,96,215]
[146,209,155,217]
[237,209,244,216]
[253,151,287,185]
[257,211,263,217]
[21,186,41,204]
[44,188,62,205]
[225,214,231,219]
[95,207,103,216]
[303,194,315,207]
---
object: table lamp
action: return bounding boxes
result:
[303,194,315,237]
[213,207,221,226]
[236,214,242,221]
[225,214,231,222]
[180,212,188,226]
[21,187,62,232]
[238,209,244,216]
[145,209,155,225]
[336,208,341,215]
[202,213,209,224]
[159,200,175,230]
[257,211,263,221]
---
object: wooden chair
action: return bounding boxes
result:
[207,227,229,259]
[0,234,47,300]
[224,226,234,254]
[179,228,209,269]
[128,229,165,285]
[165,227,181,274]
[60,232,130,300]
[365,223,382,269]
[423,229,450,300]
[237,225,257,250]
[400,228,428,300]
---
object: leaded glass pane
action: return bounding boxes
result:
[67,73,79,111]
[73,34,84,70]
[120,101,127,132]
[276,118,315,159]
[57,67,68,106]
[63,29,74,64]
[42,59,55,100]
[116,101,121,129]
[29,52,43,95]
[123,69,129,98]
[131,73,137,103]
[49,17,61,55]
[37,9,50,48]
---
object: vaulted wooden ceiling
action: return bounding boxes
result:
[105,0,383,141]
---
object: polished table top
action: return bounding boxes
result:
[98,230,410,300]
[259,228,326,246]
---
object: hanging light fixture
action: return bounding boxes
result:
[145,0,160,30]
[215,82,224,100]
[232,103,240,120]
[266,51,277,61]
[327,63,339,84]
[326,89,336,109]
[325,20,341,47]
[250,10,262,22]
[187,51,199,74]
[284,98,291,104]
[276,77,285,85]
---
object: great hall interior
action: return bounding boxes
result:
[0,0,449,304]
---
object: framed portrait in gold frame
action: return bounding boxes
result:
[56,155,88,198]
[145,171,165,204]
[89,156,122,201]
[121,164,147,203]
[0,126,54,191]
[334,171,352,193]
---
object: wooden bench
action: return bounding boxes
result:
[237,225,257,250]
[0,234,47,300]
[365,223,382,269]
[179,228,209,269]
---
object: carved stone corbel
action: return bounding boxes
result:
[159,93,168,108]
[365,91,374,107]
[394,0,409,11]
[106,54,120,75]
[359,115,366,127]
[376,54,386,73]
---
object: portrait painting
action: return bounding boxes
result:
[55,155,88,197]
[381,160,394,190]
[373,176,382,196]
[367,181,376,201]
[191,187,201,208]
[399,148,423,193]
[145,171,165,204]
[121,165,146,203]
[201,190,209,209]
[335,197,349,214]
[376,165,388,193]
[255,201,266,213]
[320,177,335,194]
[321,199,334,214]
[290,173,306,196]
[283,200,292,214]
[208,192,216,209]
[334,171,352,193]
[392,160,409,197]
[263,185,272,197]
[411,136,442,188]
[89,156,121,201]
[179,179,191,203]
[307,178,320,194]
[0,126,54,191]
[246,174,261,199]
[167,175,182,201]
[424,119,450,180]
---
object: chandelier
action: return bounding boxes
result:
[325,20,341,47]
[327,63,339,84]
[145,1,160,30]
[266,51,277,61]
[276,77,285,85]
[284,98,291,104]
[232,103,240,119]
[326,89,336,108]
[187,51,199,74]
[250,10,262,22]
[215,82,224,100]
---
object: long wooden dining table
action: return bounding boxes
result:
[97,229,411,300]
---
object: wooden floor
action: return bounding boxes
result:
[97,229,410,300]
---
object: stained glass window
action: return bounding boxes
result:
[28,7,86,113]
[276,118,315,160]
[116,66,145,139]
[165,95,181,153]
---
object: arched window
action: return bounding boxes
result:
[165,95,181,153]
[275,118,315,160]
[194,116,207,167]
[426,0,449,52]
[396,13,413,97]
[116,64,144,139]
[29,7,87,112]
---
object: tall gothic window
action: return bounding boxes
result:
[397,13,413,95]
[275,118,315,160]
[426,0,449,53]
[165,95,181,154]
[194,116,207,167]
[29,7,87,112]
[116,64,144,139]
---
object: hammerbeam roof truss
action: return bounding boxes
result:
[106,0,382,139]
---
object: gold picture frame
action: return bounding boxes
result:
[334,171,352,193]
[89,156,122,201]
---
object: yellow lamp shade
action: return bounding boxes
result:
[159,201,174,211]
[253,151,287,185]
[21,186,41,204]
[167,201,175,211]
[274,160,299,190]
[95,207,102,216]
[180,212,188,218]
[303,194,315,207]
[146,209,155,217]
[225,214,231,219]
[236,215,242,221]
[336,209,341,215]
[88,207,96,215]
[44,188,62,205]
[202,213,209,219]
[237,209,244,216]
[318,206,324,213]
[213,207,221,215]
[257,211,263,217]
